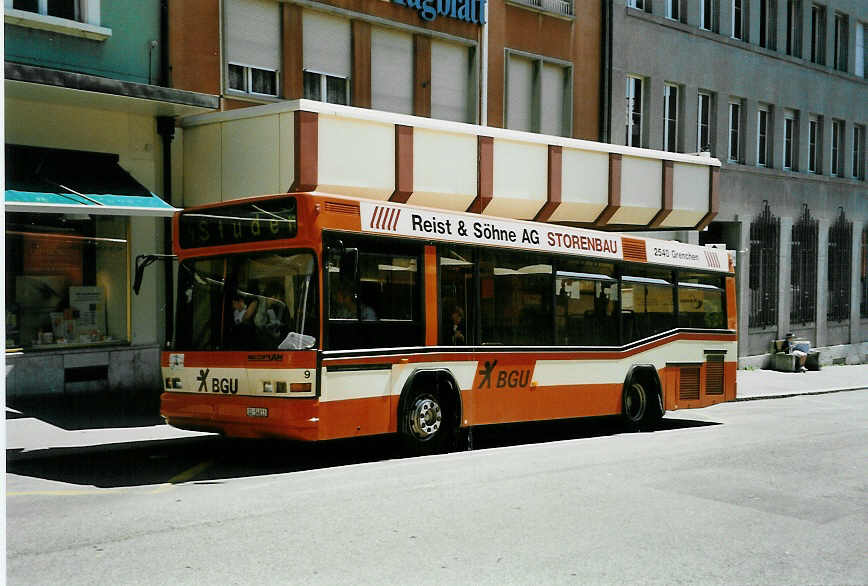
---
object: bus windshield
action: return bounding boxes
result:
[174,250,318,351]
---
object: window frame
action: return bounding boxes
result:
[663,83,679,153]
[700,0,715,31]
[833,12,848,72]
[303,69,351,105]
[783,109,796,170]
[853,125,865,180]
[786,0,802,57]
[811,3,826,65]
[227,62,279,98]
[728,99,743,163]
[732,0,744,40]
[626,75,644,148]
[831,119,843,177]
[808,115,819,173]
[697,91,713,153]
[757,105,770,167]
[504,49,573,137]
[665,0,680,20]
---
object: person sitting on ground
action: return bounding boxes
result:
[783,332,809,373]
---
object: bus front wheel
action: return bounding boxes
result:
[400,388,454,455]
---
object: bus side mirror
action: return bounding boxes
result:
[133,254,176,295]
[340,248,359,283]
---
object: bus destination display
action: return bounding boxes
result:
[179,198,298,248]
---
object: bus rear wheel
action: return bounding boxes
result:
[622,379,662,431]
[400,388,454,455]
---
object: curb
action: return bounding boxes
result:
[734,386,867,402]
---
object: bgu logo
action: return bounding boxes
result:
[475,360,534,390]
[196,368,238,394]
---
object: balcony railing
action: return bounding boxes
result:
[509,0,574,17]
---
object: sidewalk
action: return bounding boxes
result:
[6,365,867,460]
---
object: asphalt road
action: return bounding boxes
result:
[7,391,868,585]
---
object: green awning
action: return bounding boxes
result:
[4,144,178,217]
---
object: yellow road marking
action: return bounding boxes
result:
[150,460,213,494]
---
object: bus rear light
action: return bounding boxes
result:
[262,382,274,393]
[290,383,311,393]
[275,381,287,393]
[166,378,182,389]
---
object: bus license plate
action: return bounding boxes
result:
[246,407,268,418]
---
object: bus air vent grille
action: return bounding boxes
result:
[622,237,647,263]
[324,201,360,215]
[705,355,725,395]
[678,366,700,400]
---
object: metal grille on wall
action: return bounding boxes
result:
[791,204,818,325]
[862,228,868,319]
[749,201,779,328]
[827,208,852,322]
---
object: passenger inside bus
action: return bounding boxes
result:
[446,306,465,345]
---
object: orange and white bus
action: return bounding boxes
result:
[153,192,736,452]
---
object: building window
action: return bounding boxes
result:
[303,71,349,105]
[787,0,802,56]
[791,204,818,325]
[225,0,280,98]
[663,84,679,152]
[834,13,849,72]
[627,0,645,9]
[303,12,351,104]
[728,100,743,163]
[700,0,715,31]
[784,110,796,170]
[757,105,769,166]
[831,119,844,176]
[856,22,866,77]
[626,76,643,147]
[10,0,82,21]
[506,52,572,136]
[666,0,680,20]
[808,115,819,172]
[749,201,780,328]
[228,63,277,96]
[827,209,852,322]
[854,125,865,180]
[811,4,826,65]
[732,0,744,40]
[697,91,713,153]
[760,0,777,49]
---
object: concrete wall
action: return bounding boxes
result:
[612,1,868,363]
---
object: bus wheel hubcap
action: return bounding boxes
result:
[626,383,646,421]
[409,397,442,439]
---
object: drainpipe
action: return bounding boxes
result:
[600,0,613,143]
[160,0,170,87]
[157,116,175,346]
[480,0,488,126]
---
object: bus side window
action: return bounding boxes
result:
[440,246,474,345]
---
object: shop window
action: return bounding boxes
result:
[479,249,553,346]
[6,213,128,350]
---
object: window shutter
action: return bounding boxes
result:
[507,54,534,132]
[302,11,351,77]
[225,0,280,71]
[431,40,472,123]
[371,27,413,115]
[540,63,566,137]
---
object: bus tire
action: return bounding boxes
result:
[622,375,663,432]
[399,386,455,455]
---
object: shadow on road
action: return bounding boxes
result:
[7,416,720,489]
[7,393,162,431]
